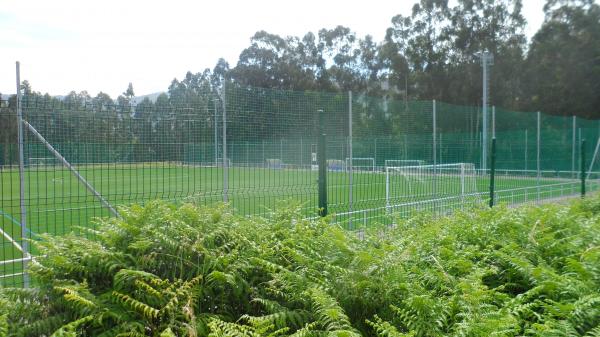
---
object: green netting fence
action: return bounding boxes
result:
[2,83,600,287]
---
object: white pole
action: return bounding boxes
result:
[16,61,30,287]
[439,133,443,165]
[572,116,576,178]
[525,129,528,171]
[222,82,228,202]
[433,100,437,166]
[482,55,488,171]
[300,137,303,167]
[433,100,437,199]
[214,98,218,167]
[460,163,465,203]
[385,167,390,214]
[537,111,541,202]
[479,51,494,171]
[374,138,377,167]
[587,137,600,180]
[348,91,353,226]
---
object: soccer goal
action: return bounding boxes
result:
[216,158,232,168]
[27,157,58,168]
[384,159,425,169]
[345,157,375,172]
[327,159,346,172]
[385,163,481,212]
[266,158,284,169]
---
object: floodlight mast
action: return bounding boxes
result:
[478,51,494,171]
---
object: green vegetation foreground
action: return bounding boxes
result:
[1,197,600,336]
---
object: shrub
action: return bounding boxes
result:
[1,197,600,336]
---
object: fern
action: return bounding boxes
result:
[3,197,600,336]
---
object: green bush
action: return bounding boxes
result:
[2,198,600,336]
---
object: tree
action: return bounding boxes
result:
[524,0,600,117]
[124,82,135,100]
[92,92,114,111]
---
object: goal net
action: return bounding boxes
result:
[345,157,375,172]
[266,158,284,169]
[385,163,482,211]
[327,159,346,172]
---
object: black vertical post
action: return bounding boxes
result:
[317,109,327,217]
[489,137,497,207]
[581,139,586,197]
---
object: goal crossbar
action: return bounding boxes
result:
[385,163,478,212]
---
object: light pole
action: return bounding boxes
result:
[477,51,493,171]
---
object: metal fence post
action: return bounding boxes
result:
[214,98,218,166]
[525,129,528,171]
[300,137,303,167]
[433,100,437,167]
[572,116,576,178]
[348,91,353,228]
[16,61,30,287]
[489,138,497,207]
[537,111,541,202]
[222,82,228,202]
[432,100,437,200]
[581,139,586,197]
[492,106,496,139]
[317,109,327,217]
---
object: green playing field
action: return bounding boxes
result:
[0,163,587,286]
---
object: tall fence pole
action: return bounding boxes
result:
[489,138,497,207]
[492,106,496,138]
[433,100,437,167]
[222,82,228,202]
[537,111,541,202]
[214,98,218,166]
[317,109,327,217]
[572,116,576,178]
[581,139,586,197]
[525,129,528,171]
[300,137,303,167]
[16,61,30,288]
[432,100,437,203]
[348,91,353,227]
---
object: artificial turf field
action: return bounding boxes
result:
[0,162,591,286]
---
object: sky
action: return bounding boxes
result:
[0,0,552,98]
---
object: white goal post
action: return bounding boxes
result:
[384,159,425,169]
[345,157,375,172]
[216,158,232,167]
[385,163,480,212]
[27,157,58,167]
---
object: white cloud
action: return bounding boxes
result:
[0,0,552,97]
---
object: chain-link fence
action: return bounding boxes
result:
[2,82,600,286]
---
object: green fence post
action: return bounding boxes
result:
[489,137,497,207]
[317,109,328,217]
[581,139,586,197]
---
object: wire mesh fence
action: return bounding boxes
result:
[2,82,600,287]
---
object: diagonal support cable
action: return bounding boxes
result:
[22,120,121,218]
